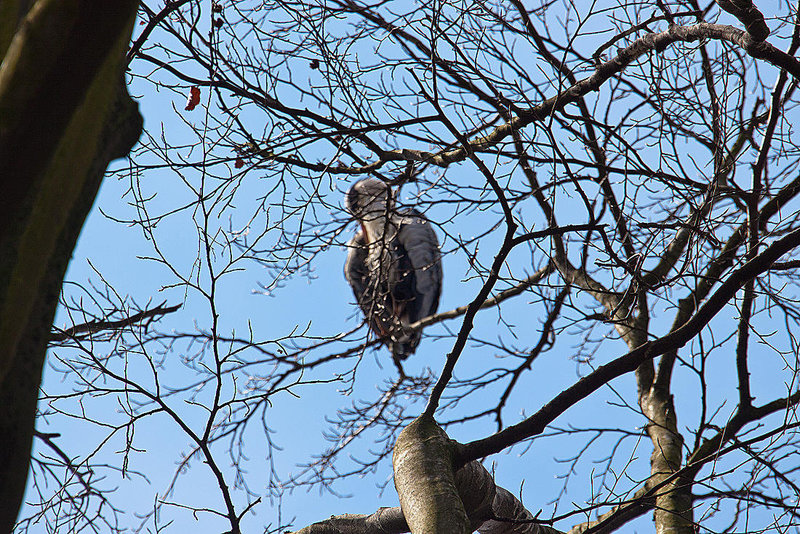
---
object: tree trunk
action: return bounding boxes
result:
[0,1,141,529]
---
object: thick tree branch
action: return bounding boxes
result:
[341,24,799,174]
[714,0,769,40]
[460,225,800,462]
[293,417,564,534]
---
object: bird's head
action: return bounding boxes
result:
[345,179,393,222]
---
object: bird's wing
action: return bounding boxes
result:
[396,209,442,322]
[344,231,371,312]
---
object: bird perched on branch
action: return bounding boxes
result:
[344,178,442,361]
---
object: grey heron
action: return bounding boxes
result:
[344,179,442,361]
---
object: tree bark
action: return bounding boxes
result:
[0,1,141,530]
[294,416,564,534]
[393,415,472,534]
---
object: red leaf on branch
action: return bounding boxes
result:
[185,86,201,111]
[234,158,245,169]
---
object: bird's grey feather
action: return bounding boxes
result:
[396,208,442,324]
